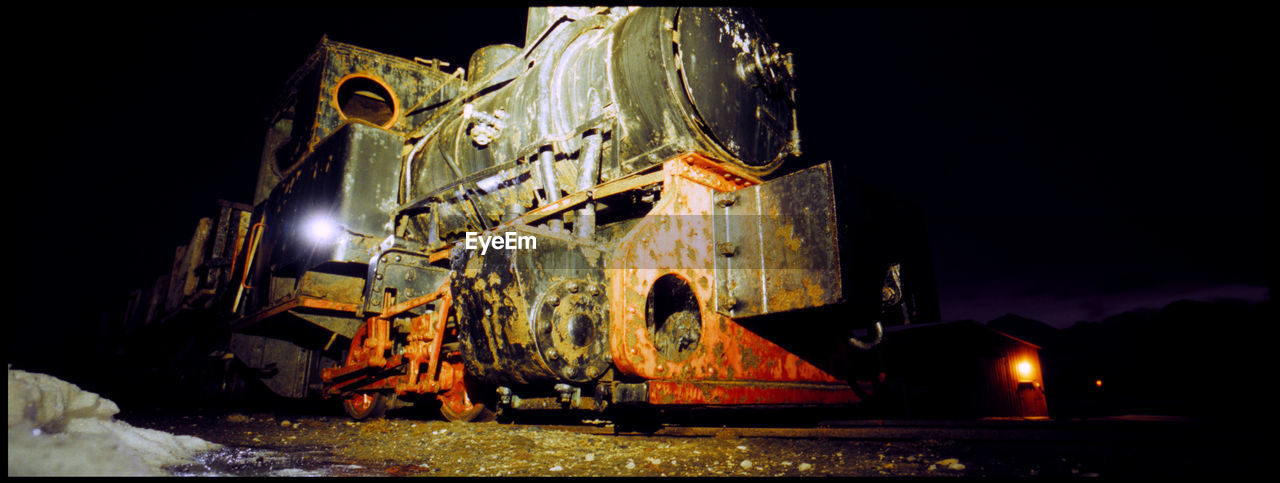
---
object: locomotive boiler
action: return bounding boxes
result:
[124,6,938,422]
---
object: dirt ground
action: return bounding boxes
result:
[114,405,1257,478]
[122,412,945,477]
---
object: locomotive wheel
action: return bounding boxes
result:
[438,372,496,423]
[345,320,379,369]
[342,392,388,420]
[339,320,390,420]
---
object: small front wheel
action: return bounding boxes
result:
[342,392,387,420]
[438,371,496,423]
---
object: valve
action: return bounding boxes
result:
[462,103,507,146]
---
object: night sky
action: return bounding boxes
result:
[17,8,1270,372]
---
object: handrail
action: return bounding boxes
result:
[231,222,266,314]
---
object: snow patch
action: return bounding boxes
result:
[7,369,220,476]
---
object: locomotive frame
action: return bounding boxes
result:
[122,6,939,422]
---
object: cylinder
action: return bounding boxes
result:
[466,44,522,85]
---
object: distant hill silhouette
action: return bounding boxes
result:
[982,298,1270,420]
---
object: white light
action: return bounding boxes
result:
[305,216,340,244]
[1016,361,1034,380]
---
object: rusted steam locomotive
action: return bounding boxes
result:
[123,7,938,422]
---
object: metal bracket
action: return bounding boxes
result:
[362,239,451,315]
[711,162,842,318]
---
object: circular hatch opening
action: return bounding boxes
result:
[646,274,703,360]
[335,75,397,128]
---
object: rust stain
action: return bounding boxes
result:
[739,344,761,371]
[801,276,826,308]
[774,223,802,251]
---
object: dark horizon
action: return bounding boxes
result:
[14,8,1271,376]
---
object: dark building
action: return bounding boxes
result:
[879,321,1048,419]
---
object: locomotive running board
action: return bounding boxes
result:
[230,296,361,332]
[613,381,863,406]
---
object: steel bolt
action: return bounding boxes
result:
[566,281,580,293]
[716,192,738,207]
[547,295,560,307]
[719,242,738,257]
[395,255,402,262]
[546,348,560,360]
[587,285,601,296]
[720,296,738,311]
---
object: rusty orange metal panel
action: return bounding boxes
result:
[608,158,844,384]
[320,359,371,383]
[647,380,861,405]
[297,297,361,313]
[378,288,447,319]
[665,152,760,192]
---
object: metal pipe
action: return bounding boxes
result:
[403,120,448,204]
[406,15,569,140]
[503,203,527,222]
[403,67,465,117]
[575,129,603,189]
[427,208,440,246]
[538,148,564,232]
[232,222,266,315]
[574,128,603,238]
[538,148,560,203]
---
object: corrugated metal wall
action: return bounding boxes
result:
[882,322,1049,419]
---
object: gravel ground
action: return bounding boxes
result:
[116,408,1253,477]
